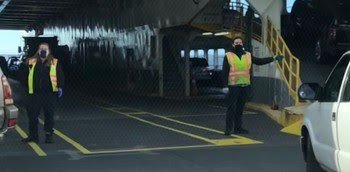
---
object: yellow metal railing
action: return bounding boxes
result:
[266,18,301,105]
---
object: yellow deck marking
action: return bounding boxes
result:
[140,112,261,144]
[99,106,217,145]
[281,121,301,136]
[90,144,217,154]
[38,119,91,154]
[15,125,47,156]
[127,112,148,115]
[90,101,261,145]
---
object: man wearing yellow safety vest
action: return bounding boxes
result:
[21,43,64,144]
[222,36,283,135]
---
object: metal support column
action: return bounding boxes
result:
[184,44,190,97]
[194,49,198,58]
[214,49,219,70]
[204,49,209,60]
[156,30,164,97]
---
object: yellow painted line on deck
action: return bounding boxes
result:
[38,119,92,154]
[127,112,148,115]
[142,112,261,144]
[15,125,47,156]
[208,105,227,109]
[90,101,261,145]
[98,106,217,145]
[164,114,224,118]
[90,144,218,154]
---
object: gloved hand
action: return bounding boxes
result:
[222,87,229,94]
[274,55,284,62]
[58,88,63,98]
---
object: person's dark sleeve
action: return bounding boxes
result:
[57,62,64,88]
[252,55,275,65]
[222,56,230,87]
[20,63,29,87]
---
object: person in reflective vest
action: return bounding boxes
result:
[222,36,283,135]
[21,42,64,144]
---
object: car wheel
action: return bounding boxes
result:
[306,136,325,172]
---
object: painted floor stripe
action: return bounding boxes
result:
[15,125,47,156]
[90,101,261,145]
[143,111,261,143]
[98,106,217,145]
[92,99,258,142]
[38,118,92,154]
[93,99,261,144]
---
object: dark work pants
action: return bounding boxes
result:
[225,86,250,133]
[26,93,56,140]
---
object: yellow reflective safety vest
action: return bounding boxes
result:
[28,57,58,94]
[226,52,252,86]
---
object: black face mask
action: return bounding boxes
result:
[39,50,47,58]
[234,45,244,53]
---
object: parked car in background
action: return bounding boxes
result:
[286,0,331,45]
[7,55,23,75]
[0,66,18,141]
[299,50,350,172]
[0,56,9,77]
[315,16,350,64]
[189,58,215,87]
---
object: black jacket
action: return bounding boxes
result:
[21,56,64,94]
[222,50,274,86]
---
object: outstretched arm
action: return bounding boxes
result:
[252,56,275,65]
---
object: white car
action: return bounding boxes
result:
[299,50,350,172]
[0,66,18,140]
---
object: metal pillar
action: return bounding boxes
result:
[204,49,209,60]
[194,49,198,58]
[244,6,254,52]
[156,30,164,97]
[214,49,219,70]
[184,44,190,97]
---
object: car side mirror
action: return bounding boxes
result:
[18,46,22,53]
[298,83,322,100]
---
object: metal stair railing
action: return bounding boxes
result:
[266,17,301,105]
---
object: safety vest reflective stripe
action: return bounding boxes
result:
[229,71,249,76]
[28,58,58,94]
[226,52,252,85]
[28,59,36,94]
[50,59,58,92]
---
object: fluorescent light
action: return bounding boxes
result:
[202,32,213,36]
[214,32,230,36]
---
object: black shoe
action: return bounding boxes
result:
[22,137,38,143]
[234,128,249,134]
[45,134,54,144]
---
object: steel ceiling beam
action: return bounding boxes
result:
[0,12,57,16]
[0,0,97,29]
[0,18,38,22]
[4,8,62,13]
